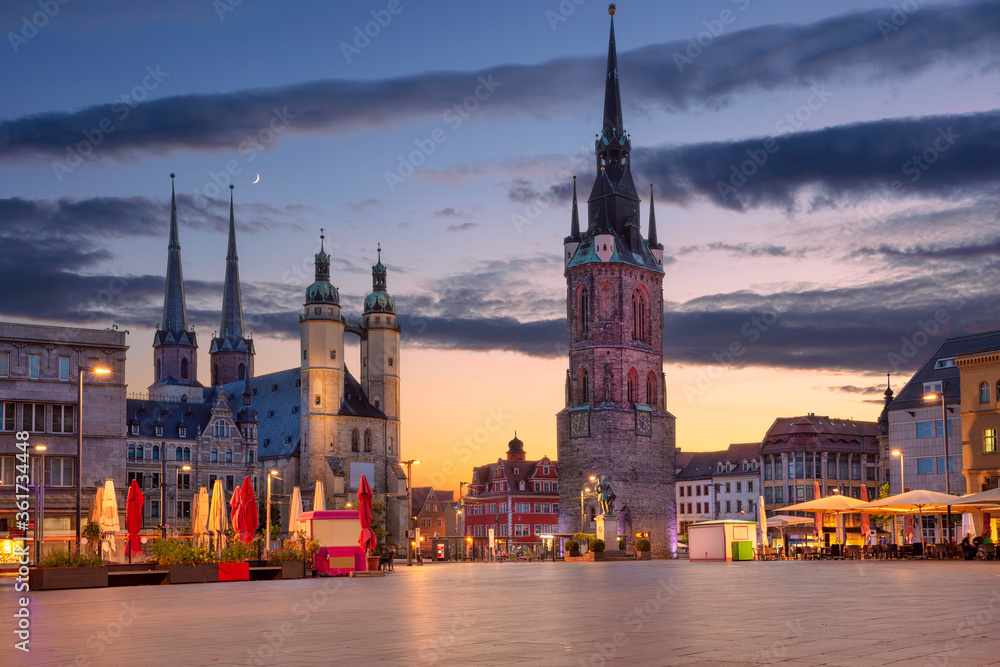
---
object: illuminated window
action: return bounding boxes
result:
[986,429,998,454]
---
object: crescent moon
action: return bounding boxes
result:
[252,173,260,184]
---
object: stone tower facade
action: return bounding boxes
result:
[210,185,255,386]
[556,6,677,557]
[360,245,401,459]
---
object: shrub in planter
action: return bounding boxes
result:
[38,549,104,568]
[618,538,626,551]
[636,539,651,552]
[219,540,257,564]
[152,538,211,565]
[591,539,605,553]
[564,540,579,553]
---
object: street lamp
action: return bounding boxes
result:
[76,365,111,549]
[34,445,46,564]
[402,459,420,566]
[266,469,280,556]
[175,465,191,534]
[580,486,593,529]
[924,386,954,542]
[891,450,904,493]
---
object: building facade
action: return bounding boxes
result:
[712,443,760,522]
[676,451,721,537]
[0,322,128,556]
[956,349,1000,494]
[465,435,559,557]
[556,7,677,557]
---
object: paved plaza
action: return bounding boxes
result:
[5,559,1000,666]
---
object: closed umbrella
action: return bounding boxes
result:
[904,514,914,544]
[230,482,244,539]
[813,482,822,545]
[99,479,120,559]
[125,479,144,561]
[193,487,210,547]
[757,495,768,549]
[208,480,229,552]
[313,480,326,511]
[288,487,303,535]
[860,485,870,546]
[90,485,105,526]
[358,475,377,562]
[238,476,258,543]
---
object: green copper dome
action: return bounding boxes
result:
[364,290,394,314]
[306,280,339,305]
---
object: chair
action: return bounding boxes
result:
[845,545,861,560]
[887,544,898,560]
[980,544,996,561]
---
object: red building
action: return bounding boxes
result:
[464,435,559,557]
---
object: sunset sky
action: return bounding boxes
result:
[2,0,1000,491]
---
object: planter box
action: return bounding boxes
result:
[636,551,652,560]
[219,562,249,581]
[278,560,305,579]
[29,566,108,591]
[167,563,219,584]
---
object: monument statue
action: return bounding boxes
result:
[596,475,616,517]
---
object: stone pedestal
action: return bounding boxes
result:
[596,514,618,547]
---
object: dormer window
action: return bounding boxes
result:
[179,426,186,437]
[513,468,519,475]
[130,424,138,435]
[155,426,163,436]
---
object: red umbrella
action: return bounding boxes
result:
[358,475,377,556]
[126,479,144,558]
[230,484,243,538]
[813,482,822,544]
[904,514,914,544]
[860,485,870,545]
[238,476,258,543]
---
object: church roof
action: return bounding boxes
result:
[566,225,663,273]
[219,367,301,460]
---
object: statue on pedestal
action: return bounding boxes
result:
[596,475,616,517]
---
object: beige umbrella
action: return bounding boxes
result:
[192,487,210,547]
[781,494,870,548]
[857,489,964,545]
[99,479,120,559]
[288,486,303,534]
[90,485,105,525]
[765,514,815,554]
[313,480,326,511]
[208,480,229,552]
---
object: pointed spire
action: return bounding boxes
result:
[162,173,189,335]
[603,4,624,141]
[648,183,660,247]
[219,184,245,341]
[570,176,580,238]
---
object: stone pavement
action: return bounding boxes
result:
[4,559,1000,666]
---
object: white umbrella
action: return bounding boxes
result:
[90,485,105,525]
[288,487,303,535]
[208,480,229,552]
[962,513,976,540]
[757,495,768,548]
[856,489,964,545]
[313,480,326,511]
[193,487,210,546]
[99,479,120,558]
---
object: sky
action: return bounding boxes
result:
[2,0,1000,493]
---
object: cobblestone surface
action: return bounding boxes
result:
[5,559,1000,666]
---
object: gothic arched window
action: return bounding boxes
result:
[576,284,589,340]
[155,359,161,382]
[181,357,189,380]
[364,430,372,453]
[627,368,638,404]
[128,444,135,459]
[175,447,183,460]
[136,445,143,459]
[211,448,218,462]
[183,447,191,461]
[351,430,360,452]
[632,286,650,343]
[238,363,245,381]
[152,445,159,460]
[578,367,589,405]
[598,282,614,320]
[981,382,990,403]
[646,372,657,406]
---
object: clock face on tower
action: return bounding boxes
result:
[570,409,589,438]
[636,409,652,436]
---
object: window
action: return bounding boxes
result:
[364,430,372,453]
[0,351,8,377]
[59,356,70,381]
[598,282,614,320]
[577,367,589,404]
[632,287,650,342]
[225,449,232,463]
[130,424,139,435]
[175,447,183,460]
[23,404,44,432]
[725,500,731,512]
[736,500,742,513]
[178,473,191,489]
[151,473,160,490]
[736,482,742,493]
[29,354,39,379]
[180,357,189,380]
[725,482,731,493]
[764,458,772,481]
[795,453,804,479]
[981,382,991,403]
[155,426,163,437]
[136,445,143,460]
[918,420,955,438]
[1,403,14,431]
[388,357,394,367]
[543,481,550,492]
[514,524,530,537]
[917,458,934,474]
[152,446,159,460]
[748,481,753,492]
[177,501,191,518]
[127,472,144,489]
[764,487,773,504]
[543,503,551,513]
[774,457,782,480]
[576,284,589,340]
[389,438,393,456]
[351,430,360,452]
[128,444,136,459]
[49,458,73,486]
[226,475,235,491]
[248,450,254,464]
[937,456,959,474]
[986,429,998,454]
[866,467,876,481]
[211,448,218,462]
[183,447,190,461]
[839,456,848,480]
[51,405,75,433]
[627,368,638,403]
[774,487,783,503]
[420,518,431,527]
[150,500,160,518]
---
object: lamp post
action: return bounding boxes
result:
[891,450,904,493]
[579,475,597,530]
[924,385,953,543]
[266,469,280,556]
[76,365,111,549]
[402,459,420,566]
[175,465,191,534]
[34,445,46,564]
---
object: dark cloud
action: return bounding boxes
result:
[831,385,884,396]
[446,222,478,232]
[4,2,998,162]
[676,242,795,258]
[434,208,460,218]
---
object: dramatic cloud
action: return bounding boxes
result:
[676,242,796,258]
[3,2,999,162]
[446,223,477,233]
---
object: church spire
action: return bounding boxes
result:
[162,173,189,335]
[219,184,245,341]
[648,184,660,248]
[570,176,580,238]
[603,4,623,141]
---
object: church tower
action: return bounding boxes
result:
[556,5,677,556]
[299,231,346,487]
[361,246,401,456]
[210,185,255,386]
[150,174,203,402]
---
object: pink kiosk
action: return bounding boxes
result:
[297,510,366,576]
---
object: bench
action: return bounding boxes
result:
[107,570,169,587]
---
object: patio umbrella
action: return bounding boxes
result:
[358,475,377,564]
[238,476,258,543]
[99,479,120,559]
[962,513,976,540]
[757,495,768,548]
[125,479,144,560]
[208,480,229,552]
[313,480,326,511]
[192,487,210,547]
[782,494,869,548]
[985,513,992,540]
[860,485,870,545]
[288,486,303,535]
[813,482,822,545]
[90,485,105,526]
[904,514,914,544]
[766,514,814,552]
[230,482,244,539]
[856,489,962,545]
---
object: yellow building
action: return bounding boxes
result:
[956,350,1000,495]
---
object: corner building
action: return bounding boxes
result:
[556,7,677,557]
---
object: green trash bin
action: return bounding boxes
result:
[732,541,754,561]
